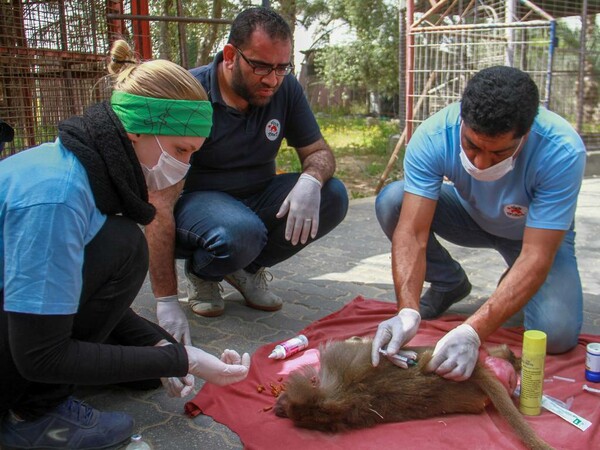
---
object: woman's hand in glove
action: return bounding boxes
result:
[185,346,251,386]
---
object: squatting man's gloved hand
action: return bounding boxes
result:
[426,323,481,381]
[371,308,421,368]
[276,173,321,245]
[156,295,192,345]
[186,346,251,386]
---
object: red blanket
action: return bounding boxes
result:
[185,297,600,450]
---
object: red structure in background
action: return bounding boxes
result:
[0,0,153,157]
[106,0,152,61]
[131,0,152,61]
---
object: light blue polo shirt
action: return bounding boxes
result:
[0,140,106,314]
[404,103,586,240]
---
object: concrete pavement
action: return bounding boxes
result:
[73,177,600,450]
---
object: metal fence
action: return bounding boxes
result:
[406,0,600,147]
[2,1,599,156]
[0,1,114,157]
[0,0,234,157]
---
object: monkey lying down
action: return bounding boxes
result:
[274,338,553,450]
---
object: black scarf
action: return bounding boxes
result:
[58,101,155,225]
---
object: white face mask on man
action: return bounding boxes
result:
[141,136,191,191]
[459,123,524,182]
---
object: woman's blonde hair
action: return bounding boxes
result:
[107,39,207,102]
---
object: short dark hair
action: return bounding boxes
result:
[228,7,292,48]
[461,66,539,137]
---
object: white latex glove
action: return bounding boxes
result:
[156,295,192,345]
[276,173,321,245]
[161,374,195,398]
[185,346,251,386]
[371,308,421,367]
[426,323,481,381]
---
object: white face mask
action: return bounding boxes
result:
[459,124,524,182]
[141,136,190,191]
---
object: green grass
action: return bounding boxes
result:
[317,116,400,156]
[277,115,404,198]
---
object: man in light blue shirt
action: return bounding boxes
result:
[372,66,586,382]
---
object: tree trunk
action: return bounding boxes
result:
[196,0,223,67]
[277,0,297,68]
[158,0,173,60]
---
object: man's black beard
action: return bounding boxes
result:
[231,60,273,108]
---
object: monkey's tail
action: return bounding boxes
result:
[472,366,555,450]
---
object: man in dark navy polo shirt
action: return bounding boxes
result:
[155,7,348,319]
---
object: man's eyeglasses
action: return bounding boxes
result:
[233,46,293,77]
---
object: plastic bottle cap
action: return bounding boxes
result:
[586,370,600,383]
[523,330,547,353]
[587,343,600,355]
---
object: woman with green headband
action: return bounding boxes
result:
[0,39,250,450]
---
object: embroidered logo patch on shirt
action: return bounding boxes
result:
[504,204,528,219]
[265,119,281,141]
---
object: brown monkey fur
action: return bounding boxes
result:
[274,339,553,450]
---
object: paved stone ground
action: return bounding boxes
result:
[72,178,600,450]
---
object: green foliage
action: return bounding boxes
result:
[556,17,600,71]
[314,39,399,97]
[312,98,368,116]
[276,114,403,199]
[317,115,399,156]
[276,115,401,167]
[299,0,400,99]
[276,145,303,172]
[148,0,234,66]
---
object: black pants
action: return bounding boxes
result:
[0,216,160,419]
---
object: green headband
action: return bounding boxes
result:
[111,90,213,137]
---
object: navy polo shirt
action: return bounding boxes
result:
[185,52,322,198]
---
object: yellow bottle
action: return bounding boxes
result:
[519,330,547,416]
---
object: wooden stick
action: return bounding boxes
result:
[374,127,407,194]
[375,71,437,194]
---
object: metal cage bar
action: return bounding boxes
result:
[0,1,113,157]
[405,0,600,147]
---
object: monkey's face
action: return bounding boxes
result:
[273,392,290,417]
[274,367,322,422]
[274,367,348,432]
[274,390,337,428]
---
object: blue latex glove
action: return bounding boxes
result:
[371,308,421,367]
[426,324,481,381]
[276,173,321,245]
[156,295,192,345]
